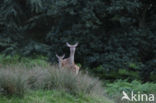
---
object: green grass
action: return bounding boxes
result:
[0,90,114,103]
[0,54,49,68]
[0,54,114,103]
[2,55,156,103]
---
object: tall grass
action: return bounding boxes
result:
[0,68,28,96]
[0,64,104,97]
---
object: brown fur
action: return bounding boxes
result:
[56,42,80,75]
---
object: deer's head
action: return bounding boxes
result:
[56,54,65,62]
[66,42,78,53]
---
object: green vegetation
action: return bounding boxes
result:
[94,65,141,81]
[0,56,114,103]
[0,90,113,103]
[105,80,156,102]
[0,54,49,67]
[0,65,103,96]
[0,0,155,102]
[0,56,156,103]
[0,0,155,82]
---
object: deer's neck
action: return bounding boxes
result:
[69,49,75,64]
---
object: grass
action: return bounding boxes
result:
[1,55,156,103]
[0,55,114,103]
[0,68,28,96]
[0,64,106,96]
[0,65,105,96]
[0,54,49,68]
[0,90,114,103]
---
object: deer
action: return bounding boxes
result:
[56,42,80,75]
[56,54,65,69]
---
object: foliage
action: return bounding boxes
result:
[0,90,114,103]
[105,79,156,98]
[0,54,49,67]
[0,0,156,81]
[94,65,142,81]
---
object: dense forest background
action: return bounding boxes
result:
[0,0,156,82]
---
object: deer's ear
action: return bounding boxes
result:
[56,54,59,59]
[66,42,71,47]
[74,42,78,47]
[62,54,65,58]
